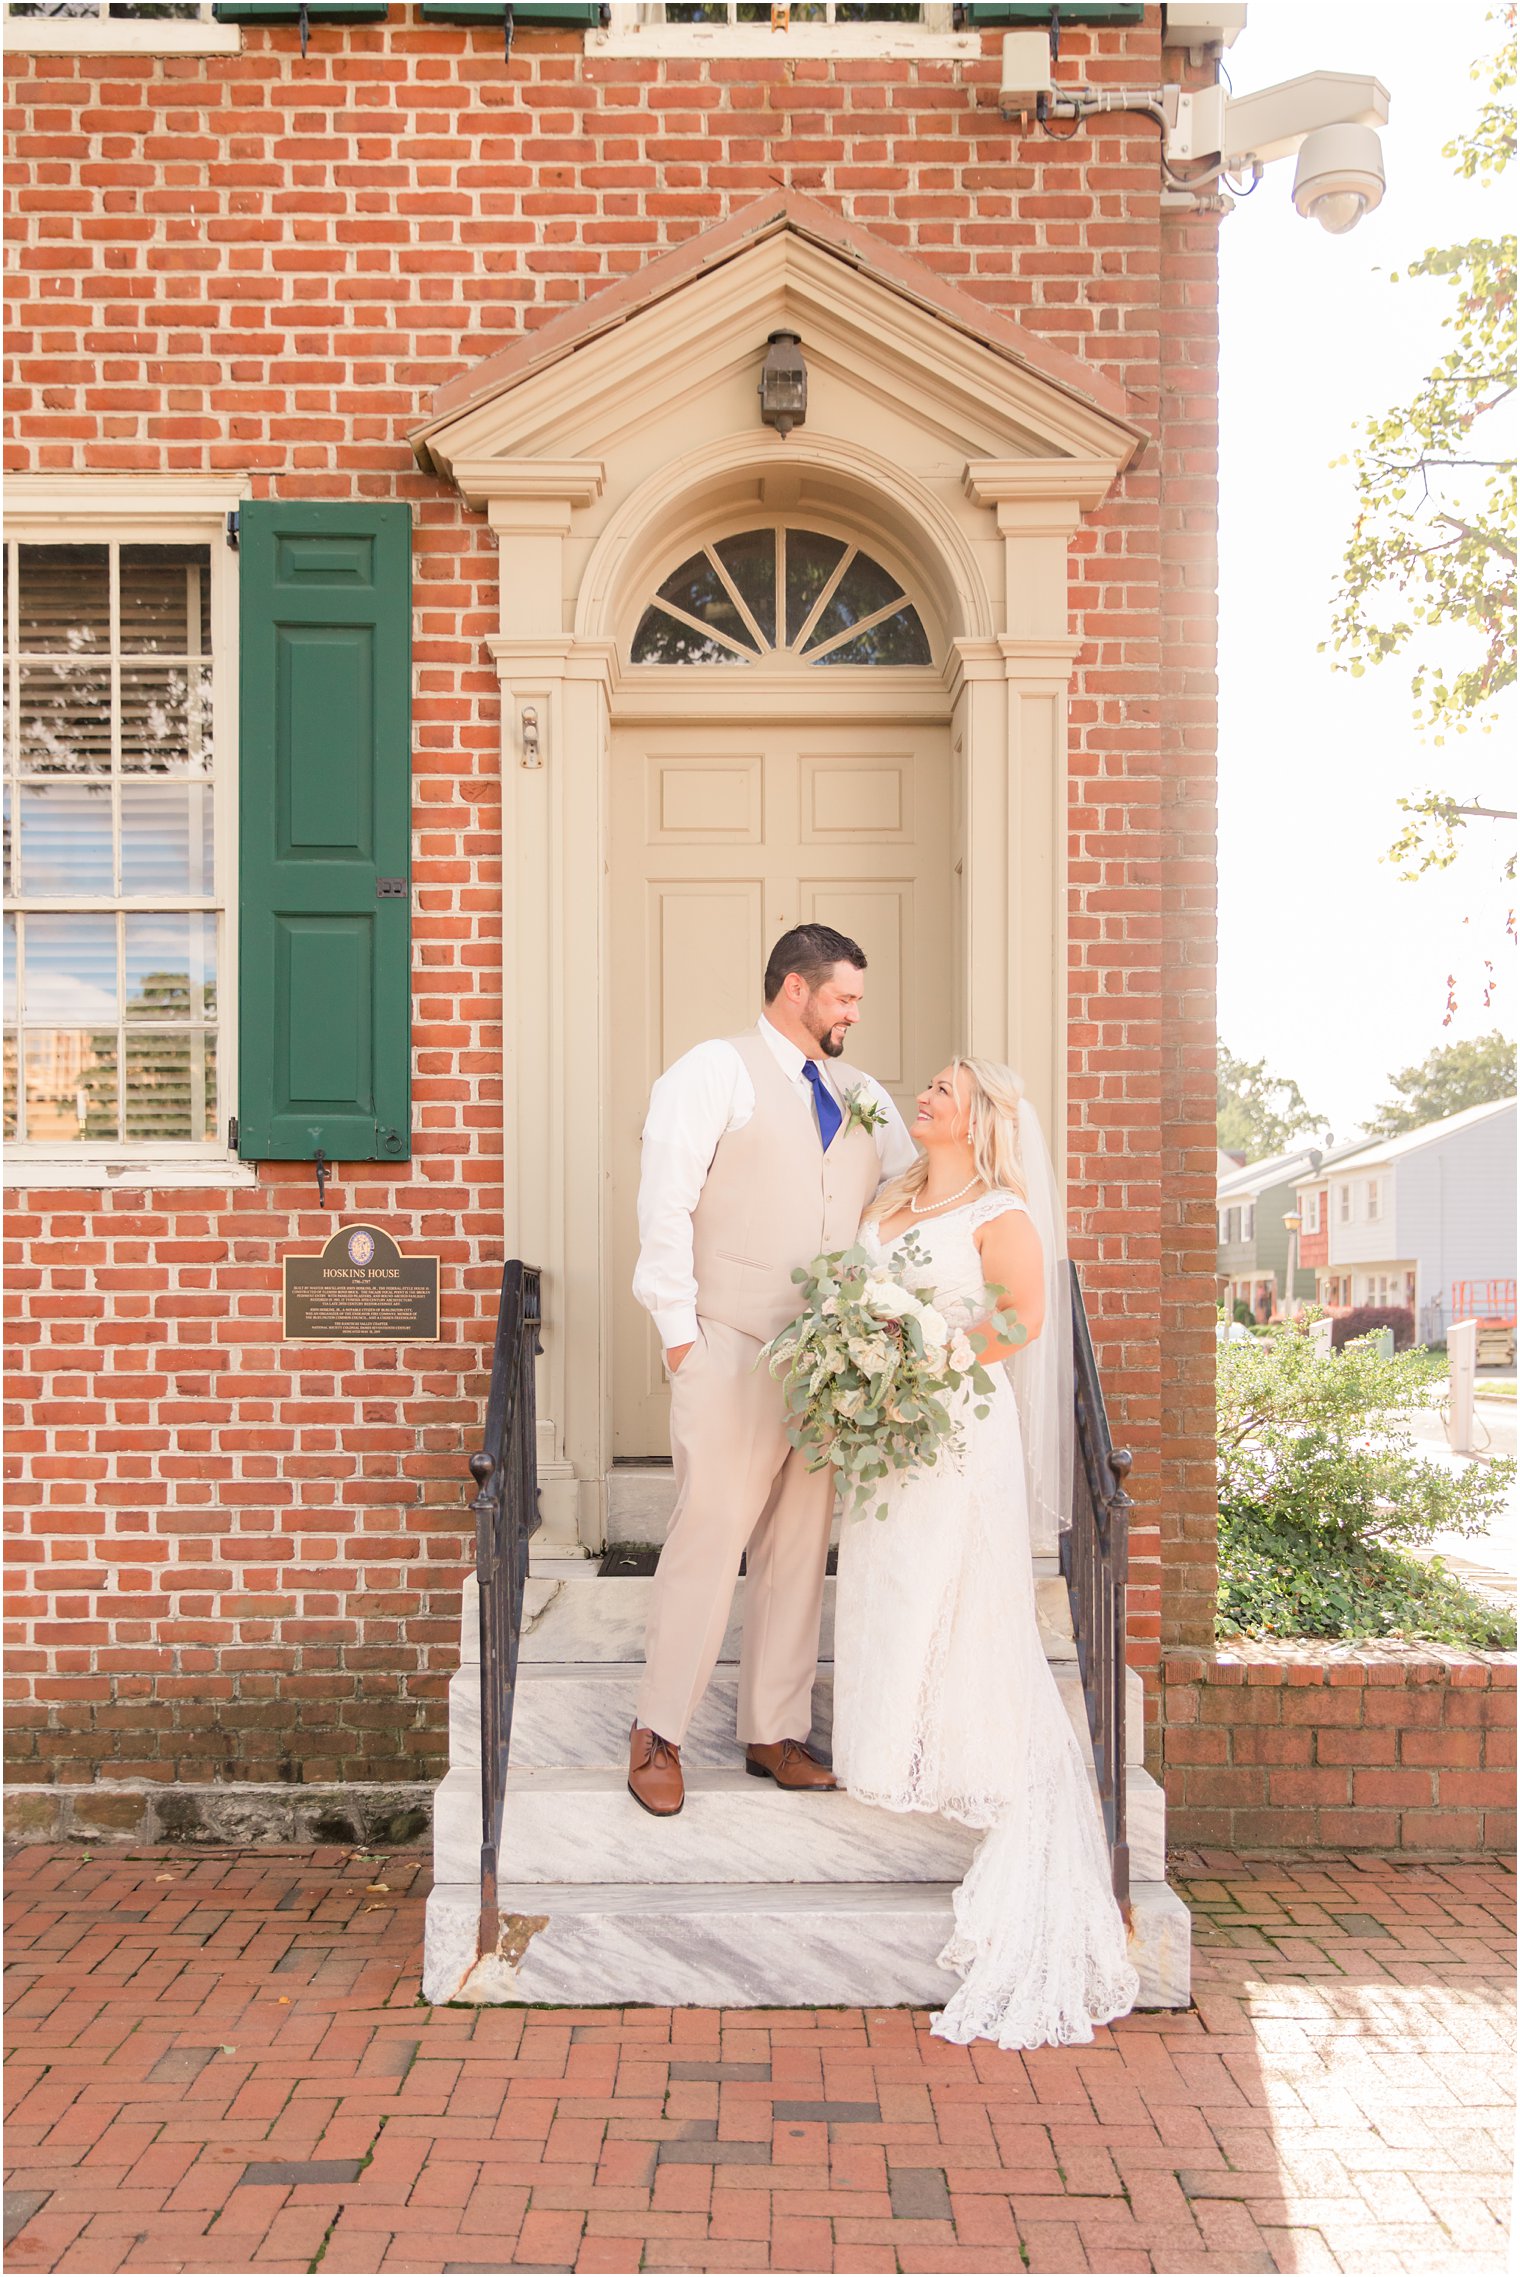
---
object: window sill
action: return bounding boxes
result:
[587,24,974,56]
[2,1154,260,1192]
[4,21,241,52]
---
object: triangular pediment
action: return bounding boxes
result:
[411,190,1144,484]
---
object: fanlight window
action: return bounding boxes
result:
[631,527,932,666]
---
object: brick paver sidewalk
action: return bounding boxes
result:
[3,1845,1513,2275]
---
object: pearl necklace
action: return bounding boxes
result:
[909,1174,982,1218]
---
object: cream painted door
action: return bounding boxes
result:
[610,717,952,1458]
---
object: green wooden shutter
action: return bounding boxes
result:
[959,4,1145,21]
[237,501,412,1165]
[420,4,604,22]
[214,6,390,23]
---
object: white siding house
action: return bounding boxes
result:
[1301,1098,1517,1337]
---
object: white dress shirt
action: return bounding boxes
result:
[633,1016,920,1349]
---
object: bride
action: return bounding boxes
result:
[830,1056,1140,2050]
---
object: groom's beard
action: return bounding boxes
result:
[804,1003,848,1058]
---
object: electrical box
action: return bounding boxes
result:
[1161,3,1246,50]
[999,30,1053,114]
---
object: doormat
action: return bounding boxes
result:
[597,1544,840,1578]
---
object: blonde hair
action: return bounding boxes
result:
[867,1056,1028,1222]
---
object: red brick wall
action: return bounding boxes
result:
[1163,1649,1519,1852]
[3,7,1217,1789]
[1300,1186,1329,1271]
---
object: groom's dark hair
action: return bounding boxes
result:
[763,923,868,1004]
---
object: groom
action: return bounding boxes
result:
[628,923,918,1815]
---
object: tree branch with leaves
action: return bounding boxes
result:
[1325,12,1517,890]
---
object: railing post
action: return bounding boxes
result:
[1066,1263,1134,1910]
[470,1449,499,1963]
[468,1262,545,1976]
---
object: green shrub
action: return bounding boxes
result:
[1216,1320,1517,1648]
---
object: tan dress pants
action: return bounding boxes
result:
[635,1318,832,1748]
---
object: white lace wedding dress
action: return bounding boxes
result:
[831,1190,1140,2050]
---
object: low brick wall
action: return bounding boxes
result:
[1161,1645,1517,1852]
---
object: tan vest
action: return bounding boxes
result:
[691,1032,883,1341]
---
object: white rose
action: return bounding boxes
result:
[950,1332,975,1373]
[918,1306,949,1352]
[863,1279,919,1321]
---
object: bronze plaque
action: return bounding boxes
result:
[283,1223,439,1342]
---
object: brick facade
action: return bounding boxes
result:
[4,8,1219,1790]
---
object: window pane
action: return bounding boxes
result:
[2,1033,14,1143]
[713,530,777,647]
[120,661,212,774]
[18,662,112,773]
[16,544,110,656]
[2,914,14,1025]
[801,549,903,650]
[655,552,759,653]
[784,531,847,645]
[630,606,750,665]
[125,911,216,1019]
[120,543,211,655]
[18,781,113,894]
[124,1029,215,1144]
[120,782,214,894]
[23,1030,118,1143]
[812,606,931,665]
[24,912,118,1024]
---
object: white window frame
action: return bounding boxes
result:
[1337,1182,1351,1224]
[592,2,972,59]
[2,3,240,55]
[1301,1189,1321,1236]
[2,475,254,1191]
[1365,1175,1381,1223]
[1241,1202,1255,1243]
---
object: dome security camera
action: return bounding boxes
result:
[1291,121,1386,234]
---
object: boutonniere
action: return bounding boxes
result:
[842,1084,889,1137]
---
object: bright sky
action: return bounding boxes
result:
[1218,0,1516,1140]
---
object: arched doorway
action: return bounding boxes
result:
[608,517,954,1455]
[409,195,1142,1544]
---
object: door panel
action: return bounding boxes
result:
[611,719,951,1459]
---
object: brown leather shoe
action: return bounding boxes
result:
[744,1738,838,1791]
[628,1722,684,1816]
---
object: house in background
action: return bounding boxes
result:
[1217,1144,1331,1320]
[1298,1098,1518,1343]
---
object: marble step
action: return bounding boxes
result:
[421,1874,1192,2012]
[454,1658,836,1771]
[433,1752,1167,1889]
[432,1763,982,1887]
[459,1569,1076,1669]
[432,1748,1174,1894]
[451,1656,1145,1773]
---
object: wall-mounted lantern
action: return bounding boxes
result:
[758,330,807,437]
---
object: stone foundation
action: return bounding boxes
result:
[2,1782,431,1849]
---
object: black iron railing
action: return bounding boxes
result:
[1063,1262,1133,1909]
[468,1260,543,1962]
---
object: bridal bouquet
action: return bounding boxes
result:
[763,1237,1024,1518]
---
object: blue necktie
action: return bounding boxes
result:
[803,1060,843,1151]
